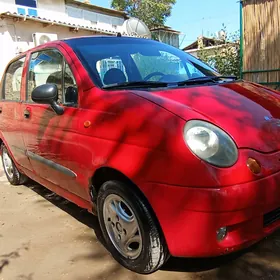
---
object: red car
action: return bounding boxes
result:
[1,36,280,274]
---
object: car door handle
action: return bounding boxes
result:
[23,109,30,119]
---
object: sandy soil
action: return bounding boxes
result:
[1,167,280,280]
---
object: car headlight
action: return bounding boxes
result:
[183,120,238,167]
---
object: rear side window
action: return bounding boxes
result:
[3,57,25,101]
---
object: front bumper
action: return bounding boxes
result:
[140,170,280,257]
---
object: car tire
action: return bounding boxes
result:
[1,144,29,185]
[97,180,169,274]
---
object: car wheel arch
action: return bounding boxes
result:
[90,167,162,225]
[0,137,10,156]
[90,167,140,202]
[90,166,169,256]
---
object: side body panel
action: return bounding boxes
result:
[21,43,92,200]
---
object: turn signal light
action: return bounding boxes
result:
[84,121,91,128]
[247,158,261,174]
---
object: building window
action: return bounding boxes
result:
[15,0,37,16]
[15,0,37,8]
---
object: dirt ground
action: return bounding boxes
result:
[1,167,280,280]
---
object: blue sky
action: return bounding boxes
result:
[91,0,240,48]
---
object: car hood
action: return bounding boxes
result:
[133,81,280,153]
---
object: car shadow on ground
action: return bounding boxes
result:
[161,249,252,272]
[24,181,280,278]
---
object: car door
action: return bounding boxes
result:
[0,56,33,171]
[22,48,87,199]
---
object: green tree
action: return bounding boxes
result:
[111,0,176,29]
[197,29,240,78]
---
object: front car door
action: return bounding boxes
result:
[0,56,33,171]
[22,48,87,199]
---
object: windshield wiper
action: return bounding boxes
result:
[191,75,237,81]
[177,75,237,86]
[102,81,172,89]
[102,76,238,89]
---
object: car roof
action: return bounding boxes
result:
[63,35,153,44]
[14,35,153,59]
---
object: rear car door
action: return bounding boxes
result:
[0,56,33,171]
[22,48,86,199]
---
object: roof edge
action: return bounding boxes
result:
[0,12,118,35]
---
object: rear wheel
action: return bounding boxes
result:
[97,180,169,274]
[1,145,28,185]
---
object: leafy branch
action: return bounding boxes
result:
[111,0,176,29]
[197,27,240,78]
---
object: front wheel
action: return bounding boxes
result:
[97,180,169,274]
[1,145,28,185]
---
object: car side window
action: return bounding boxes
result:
[27,50,78,105]
[3,57,25,101]
[64,63,78,106]
[27,50,63,103]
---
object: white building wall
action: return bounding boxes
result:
[1,0,14,4]
[37,0,66,14]
[66,4,124,28]
[0,0,66,13]
[0,21,18,80]
[0,18,96,79]
[0,0,125,32]
[186,49,198,58]
[0,0,128,80]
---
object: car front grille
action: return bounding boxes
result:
[264,207,280,227]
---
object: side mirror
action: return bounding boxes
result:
[32,84,64,115]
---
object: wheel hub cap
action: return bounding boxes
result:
[2,150,13,179]
[103,194,142,259]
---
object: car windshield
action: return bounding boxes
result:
[65,37,220,89]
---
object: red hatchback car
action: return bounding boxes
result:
[1,36,280,274]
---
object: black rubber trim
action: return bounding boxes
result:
[26,151,76,178]
[264,207,280,227]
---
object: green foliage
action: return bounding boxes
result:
[197,30,240,78]
[111,0,176,29]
